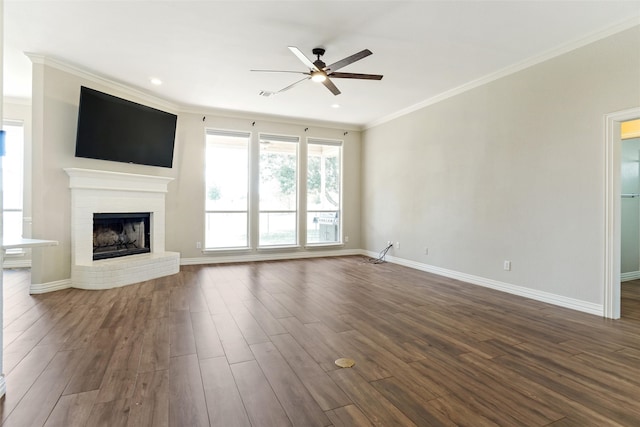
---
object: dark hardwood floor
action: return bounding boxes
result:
[622,279,640,321]
[1,256,640,426]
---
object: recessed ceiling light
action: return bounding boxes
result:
[331,104,340,109]
[150,77,162,86]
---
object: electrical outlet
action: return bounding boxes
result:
[196,241,202,249]
[387,240,392,246]
[344,235,349,243]
[395,241,400,249]
[503,260,511,271]
[424,247,429,255]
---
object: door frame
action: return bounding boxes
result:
[604,107,640,319]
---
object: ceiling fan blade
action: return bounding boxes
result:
[288,46,318,70]
[329,72,383,80]
[325,49,372,72]
[276,76,311,93]
[322,78,341,96]
[251,69,309,75]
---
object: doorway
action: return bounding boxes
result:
[604,108,640,319]
[620,119,640,319]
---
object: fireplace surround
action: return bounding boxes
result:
[65,168,179,290]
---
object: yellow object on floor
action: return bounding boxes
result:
[334,358,355,368]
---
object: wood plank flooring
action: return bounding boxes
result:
[1,256,640,426]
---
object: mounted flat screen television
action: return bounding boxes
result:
[75,86,177,168]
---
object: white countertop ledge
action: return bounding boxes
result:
[2,238,59,250]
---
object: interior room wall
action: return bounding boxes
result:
[29,60,361,286]
[621,137,640,275]
[361,25,640,310]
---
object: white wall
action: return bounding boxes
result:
[361,25,640,308]
[29,60,361,285]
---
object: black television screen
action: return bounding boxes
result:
[75,86,177,168]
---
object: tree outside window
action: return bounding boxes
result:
[259,137,298,246]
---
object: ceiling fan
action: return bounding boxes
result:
[252,46,383,96]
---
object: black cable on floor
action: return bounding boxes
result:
[367,243,393,264]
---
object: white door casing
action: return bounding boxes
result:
[604,107,640,319]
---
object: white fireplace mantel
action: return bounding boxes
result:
[65,167,173,193]
[65,168,179,290]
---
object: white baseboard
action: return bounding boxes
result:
[364,251,604,317]
[621,271,640,282]
[181,248,362,265]
[29,278,72,294]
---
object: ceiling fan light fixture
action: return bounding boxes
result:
[252,47,381,96]
[311,71,327,82]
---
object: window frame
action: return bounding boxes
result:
[2,120,26,254]
[204,129,251,251]
[258,133,300,248]
[305,137,343,247]
[202,129,345,253]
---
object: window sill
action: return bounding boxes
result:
[202,247,251,254]
[305,243,345,249]
[202,244,345,255]
[4,249,27,256]
[257,245,301,251]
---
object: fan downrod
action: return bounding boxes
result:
[312,47,326,58]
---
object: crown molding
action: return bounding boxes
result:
[22,16,640,133]
[25,53,181,113]
[365,17,640,130]
[25,53,362,132]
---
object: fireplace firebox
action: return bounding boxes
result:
[93,212,151,260]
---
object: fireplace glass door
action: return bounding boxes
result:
[93,212,151,260]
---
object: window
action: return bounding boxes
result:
[205,130,250,249]
[307,138,342,244]
[2,121,25,246]
[203,130,342,251]
[259,134,299,246]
